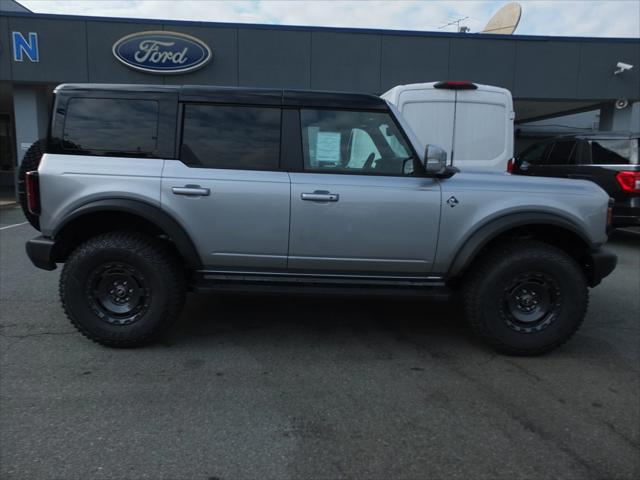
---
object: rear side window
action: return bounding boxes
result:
[589,139,632,165]
[63,98,158,156]
[544,141,577,165]
[180,104,281,170]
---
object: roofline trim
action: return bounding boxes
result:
[2,10,639,44]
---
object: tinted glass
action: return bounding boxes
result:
[545,141,577,165]
[63,98,158,155]
[518,143,548,166]
[300,109,415,175]
[181,104,281,170]
[590,139,631,165]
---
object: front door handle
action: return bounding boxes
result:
[301,191,339,202]
[172,185,210,196]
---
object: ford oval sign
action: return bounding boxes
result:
[112,31,212,74]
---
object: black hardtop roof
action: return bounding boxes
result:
[54,83,389,110]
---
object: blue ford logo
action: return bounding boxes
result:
[112,31,212,74]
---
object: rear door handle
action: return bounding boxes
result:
[172,185,210,196]
[301,191,339,202]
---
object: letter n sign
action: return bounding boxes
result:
[12,32,39,62]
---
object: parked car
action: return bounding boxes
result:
[23,84,616,355]
[513,132,640,228]
[382,81,515,172]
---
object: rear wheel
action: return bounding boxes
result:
[17,138,47,230]
[463,241,588,355]
[60,231,186,347]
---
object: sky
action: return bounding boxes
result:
[17,0,640,38]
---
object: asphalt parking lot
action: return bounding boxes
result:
[1,204,638,480]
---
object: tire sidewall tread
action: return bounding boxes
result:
[463,240,589,356]
[60,231,185,348]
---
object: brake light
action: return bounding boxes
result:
[434,81,478,90]
[616,171,640,193]
[25,171,40,215]
[507,158,514,173]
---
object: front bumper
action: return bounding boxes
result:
[585,247,617,287]
[25,236,57,271]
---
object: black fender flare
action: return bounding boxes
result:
[53,198,202,269]
[447,212,595,278]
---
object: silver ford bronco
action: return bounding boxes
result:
[22,84,617,354]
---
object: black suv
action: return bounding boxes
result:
[513,132,640,228]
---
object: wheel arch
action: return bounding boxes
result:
[52,199,201,269]
[448,212,596,280]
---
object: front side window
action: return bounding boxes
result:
[63,98,158,156]
[300,109,415,175]
[180,104,281,170]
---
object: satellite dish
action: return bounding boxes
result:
[482,2,522,34]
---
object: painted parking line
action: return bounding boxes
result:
[0,222,28,231]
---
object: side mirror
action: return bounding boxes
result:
[422,144,458,178]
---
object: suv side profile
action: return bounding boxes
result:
[513,132,640,228]
[24,84,617,355]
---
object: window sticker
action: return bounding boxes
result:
[316,132,341,165]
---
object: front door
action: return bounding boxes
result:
[162,103,290,270]
[288,108,441,276]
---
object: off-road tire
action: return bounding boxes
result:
[463,240,588,356]
[17,138,47,230]
[60,231,186,347]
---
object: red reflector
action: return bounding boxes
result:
[507,158,514,173]
[434,81,478,90]
[26,171,40,215]
[616,171,640,193]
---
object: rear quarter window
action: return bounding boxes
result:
[589,139,634,165]
[62,98,159,156]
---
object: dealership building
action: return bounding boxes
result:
[1,0,639,190]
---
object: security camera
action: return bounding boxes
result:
[615,98,629,109]
[614,62,633,75]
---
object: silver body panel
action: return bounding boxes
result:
[38,154,164,237]
[161,160,290,269]
[288,172,441,274]
[433,172,610,272]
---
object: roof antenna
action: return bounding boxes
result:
[438,16,470,33]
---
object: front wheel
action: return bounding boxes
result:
[463,241,588,355]
[60,231,186,347]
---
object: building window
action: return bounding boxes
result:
[63,98,158,156]
[300,109,415,175]
[180,104,281,170]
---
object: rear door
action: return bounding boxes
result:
[454,88,514,171]
[287,108,441,276]
[161,103,290,270]
[394,88,455,160]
